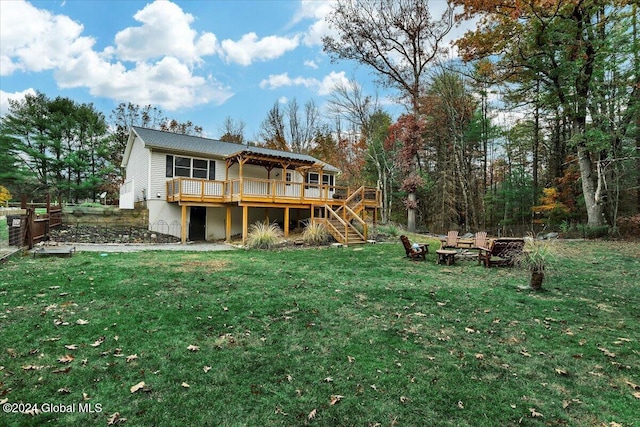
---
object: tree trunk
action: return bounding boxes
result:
[407,192,416,232]
[576,143,604,227]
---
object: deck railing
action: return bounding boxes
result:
[166,177,380,206]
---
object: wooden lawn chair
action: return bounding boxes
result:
[400,235,428,261]
[473,232,488,250]
[441,230,459,249]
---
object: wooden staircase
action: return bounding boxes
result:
[314,186,374,245]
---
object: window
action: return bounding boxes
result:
[175,156,191,177]
[322,174,334,186]
[306,172,319,184]
[285,172,292,182]
[166,155,216,179]
[192,159,208,179]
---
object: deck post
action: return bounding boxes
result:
[242,205,248,246]
[284,207,290,238]
[181,204,187,244]
[225,205,232,241]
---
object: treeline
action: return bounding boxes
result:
[0,95,201,204]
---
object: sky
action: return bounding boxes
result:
[0,0,474,140]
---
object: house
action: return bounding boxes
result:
[119,127,380,245]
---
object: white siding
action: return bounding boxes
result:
[124,135,150,205]
[148,200,182,238]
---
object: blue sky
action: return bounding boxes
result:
[1,0,472,140]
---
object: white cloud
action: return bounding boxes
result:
[220,32,299,66]
[0,0,95,75]
[259,73,318,90]
[318,71,349,96]
[55,51,233,110]
[304,60,318,69]
[259,70,349,97]
[291,0,337,47]
[109,1,217,64]
[0,88,37,117]
[278,96,288,104]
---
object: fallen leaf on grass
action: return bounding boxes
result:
[106,412,126,425]
[187,345,200,352]
[633,392,640,399]
[529,408,543,418]
[554,368,569,376]
[520,350,531,357]
[464,327,476,333]
[82,392,90,401]
[22,365,46,371]
[598,347,616,358]
[308,409,317,420]
[58,354,74,364]
[52,366,71,374]
[75,319,89,325]
[323,377,333,383]
[130,381,145,393]
[609,422,623,427]
[624,380,639,390]
[64,344,78,350]
[475,354,484,360]
[329,395,344,406]
[181,382,190,388]
[203,366,211,373]
[57,388,71,394]
[126,354,138,363]
[90,337,105,347]
[347,355,355,363]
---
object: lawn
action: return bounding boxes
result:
[1,239,638,426]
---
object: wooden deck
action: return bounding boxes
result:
[166,177,380,208]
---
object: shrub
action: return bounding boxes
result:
[246,221,282,249]
[302,222,330,245]
[376,223,402,238]
[576,224,609,239]
[617,214,640,238]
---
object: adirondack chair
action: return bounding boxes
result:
[473,232,488,249]
[440,230,459,249]
[478,238,525,267]
[400,235,428,261]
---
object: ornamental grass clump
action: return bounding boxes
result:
[246,221,282,249]
[516,236,557,291]
[302,222,330,245]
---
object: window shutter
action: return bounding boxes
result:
[166,155,174,177]
[208,161,216,180]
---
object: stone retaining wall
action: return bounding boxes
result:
[62,207,149,227]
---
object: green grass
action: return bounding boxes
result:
[1,240,639,426]
[0,217,7,243]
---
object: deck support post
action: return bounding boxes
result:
[181,204,187,244]
[225,205,232,242]
[242,205,248,246]
[284,207,290,238]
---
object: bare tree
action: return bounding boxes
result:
[287,98,320,154]
[323,0,454,231]
[219,116,245,144]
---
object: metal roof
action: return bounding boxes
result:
[131,126,339,172]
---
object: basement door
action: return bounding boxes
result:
[189,207,206,241]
